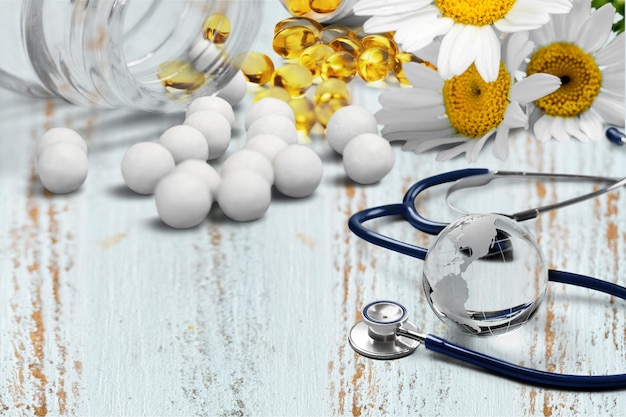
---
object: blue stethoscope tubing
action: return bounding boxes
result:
[348,168,626,389]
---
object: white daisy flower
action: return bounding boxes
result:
[376,32,562,161]
[525,0,625,142]
[353,0,572,82]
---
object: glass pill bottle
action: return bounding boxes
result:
[278,0,360,24]
[0,0,261,112]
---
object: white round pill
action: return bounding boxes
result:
[342,133,394,185]
[36,127,88,158]
[326,105,378,154]
[175,159,222,199]
[245,97,295,130]
[247,114,298,145]
[219,149,274,185]
[158,125,209,164]
[37,142,88,194]
[183,110,232,160]
[185,96,236,127]
[217,70,247,107]
[244,134,288,162]
[121,142,175,194]
[217,170,272,222]
[273,144,323,198]
[154,172,212,229]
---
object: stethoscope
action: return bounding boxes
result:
[347,168,626,389]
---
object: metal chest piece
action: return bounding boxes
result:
[348,300,420,360]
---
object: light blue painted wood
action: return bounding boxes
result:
[1,2,625,416]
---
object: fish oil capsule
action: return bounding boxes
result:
[315,97,350,127]
[393,52,427,85]
[272,26,319,59]
[298,44,334,79]
[288,97,317,132]
[274,17,322,36]
[328,36,364,57]
[314,78,351,105]
[320,24,356,44]
[240,52,275,85]
[283,0,312,16]
[310,0,342,14]
[157,60,206,92]
[361,34,399,58]
[271,64,313,97]
[320,51,357,82]
[202,14,231,43]
[357,47,393,82]
[253,86,292,103]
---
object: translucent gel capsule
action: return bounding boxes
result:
[274,17,322,36]
[254,86,292,103]
[202,14,231,44]
[271,64,313,97]
[288,97,317,132]
[240,52,275,85]
[357,47,393,82]
[320,24,356,44]
[157,60,206,92]
[273,26,319,60]
[298,44,334,78]
[328,36,364,57]
[320,51,357,82]
[315,97,350,127]
[361,34,399,58]
[310,0,342,14]
[314,78,351,105]
[284,0,312,16]
[393,52,432,85]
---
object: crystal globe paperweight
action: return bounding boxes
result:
[423,214,548,336]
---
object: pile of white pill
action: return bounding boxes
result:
[36,127,89,194]
[36,73,396,229]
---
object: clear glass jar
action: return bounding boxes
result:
[0,0,261,112]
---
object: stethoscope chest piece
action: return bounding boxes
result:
[348,301,420,360]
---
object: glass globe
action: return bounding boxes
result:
[423,214,548,336]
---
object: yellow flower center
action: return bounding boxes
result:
[443,62,511,138]
[526,42,602,118]
[435,0,516,25]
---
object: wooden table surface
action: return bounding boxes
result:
[1,3,625,416]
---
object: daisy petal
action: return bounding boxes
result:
[381,118,452,134]
[495,2,551,33]
[592,92,626,126]
[562,0,591,41]
[531,0,573,14]
[378,90,443,109]
[390,128,457,142]
[493,127,510,160]
[502,102,528,129]
[440,24,481,79]
[437,141,476,161]
[578,110,604,140]
[377,106,446,124]
[576,3,616,53]
[509,73,561,104]
[402,136,466,153]
[504,31,534,73]
[400,17,454,53]
[474,26,501,82]
[533,115,555,142]
[593,33,625,67]
[564,116,591,142]
[403,62,444,89]
[550,117,571,142]
[353,0,431,16]
[364,14,421,34]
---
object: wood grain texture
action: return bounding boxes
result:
[1,2,625,416]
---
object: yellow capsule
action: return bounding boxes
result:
[240,52,275,85]
[320,24,356,44]
[393,52,434,85]
[272,26,319,59]
[274,17,322,36]
[320,51,357,82]
[315,97,350,127]
[288,97,317,132]
[328,36,364,57]
[357,47,393,82]
[202,14,231,44]
[361,34,399,58]
[313,78,351,105]
[271,64,314,97]
[309,0,342,14]
[254,86,292,103]
[157,60,205,92]
[298,44,334,78]
[283,0,312,16]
